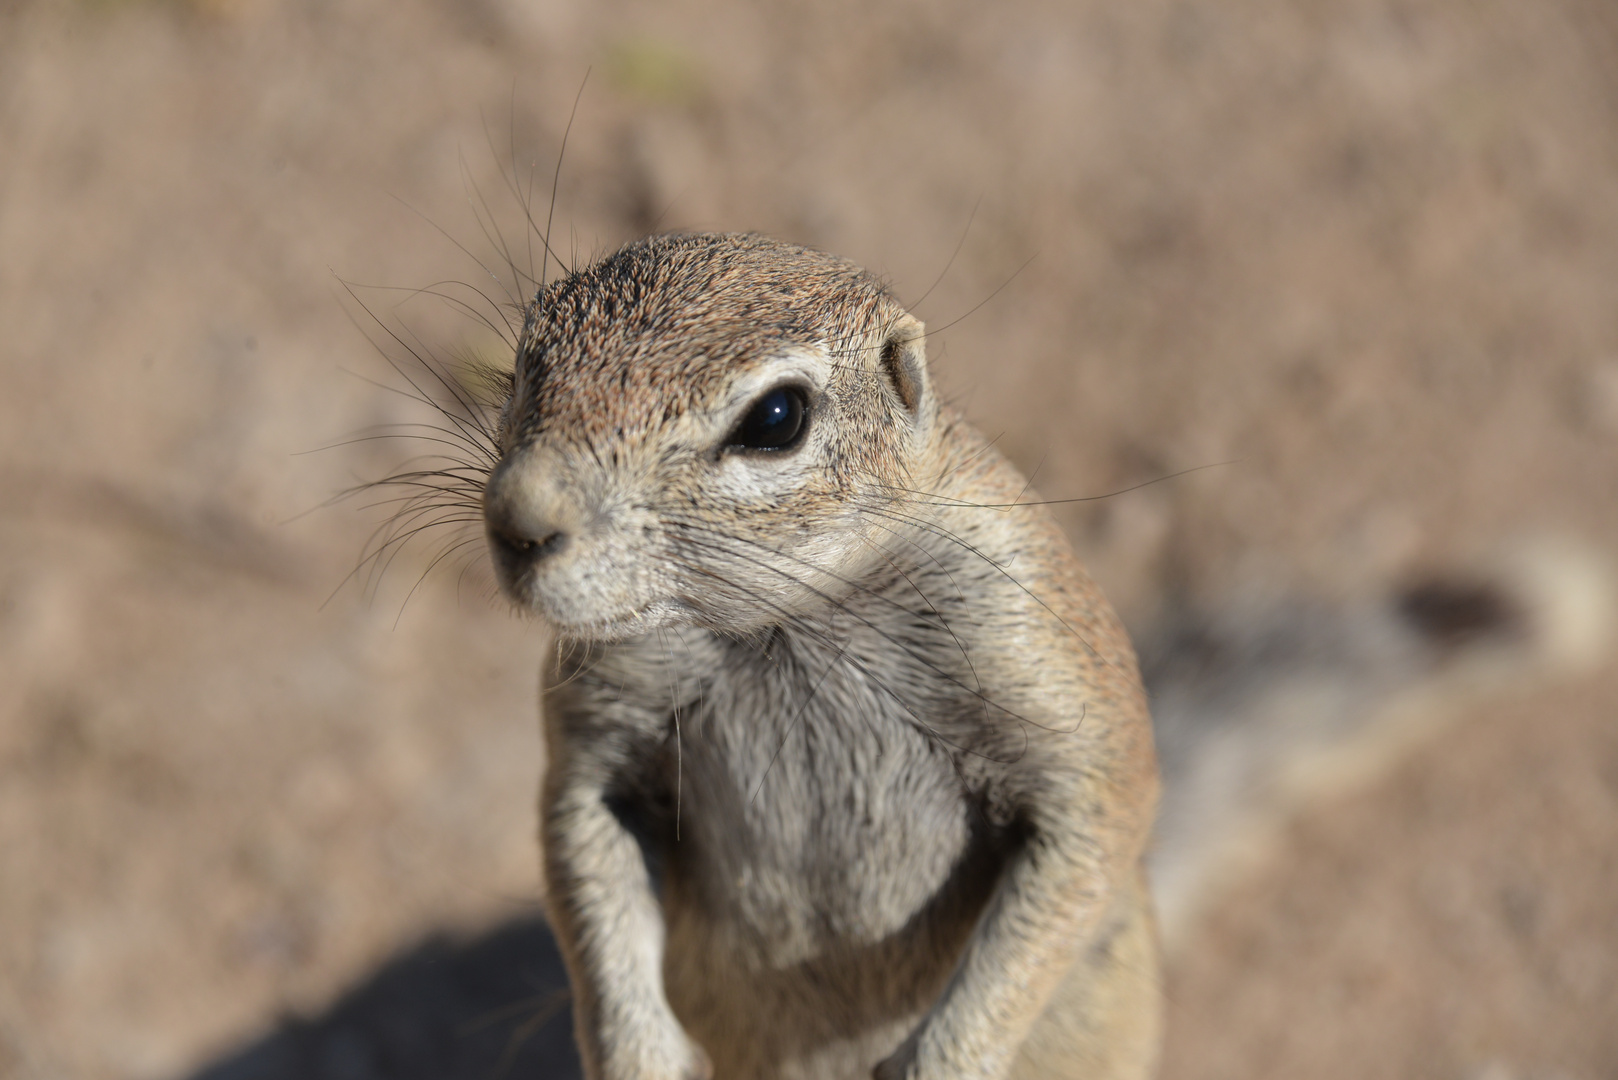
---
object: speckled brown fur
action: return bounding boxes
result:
[481,233,1160,1080]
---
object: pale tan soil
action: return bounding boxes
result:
[1162,667,1618,1080]
[0,1,1613,1078]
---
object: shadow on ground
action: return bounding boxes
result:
[184,918,580,1080]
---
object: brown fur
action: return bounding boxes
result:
[481,233,1160,1079]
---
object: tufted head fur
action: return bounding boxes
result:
[483,232,935,641]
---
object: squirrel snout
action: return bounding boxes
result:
[483,454,574,575]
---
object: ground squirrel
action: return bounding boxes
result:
[479,232,1161,1080]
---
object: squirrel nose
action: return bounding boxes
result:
[483,452,574,569]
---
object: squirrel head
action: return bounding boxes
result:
[483,232,936,641]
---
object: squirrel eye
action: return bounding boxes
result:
[727,386,809,452]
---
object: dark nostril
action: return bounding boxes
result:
[490,524,568,563]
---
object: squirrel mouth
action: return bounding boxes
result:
[540,597,696,643]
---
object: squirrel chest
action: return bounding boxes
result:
[591,619,1011,970]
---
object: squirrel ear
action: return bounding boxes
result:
[879,313,930,417]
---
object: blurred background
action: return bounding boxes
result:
[1,0,1615,1077]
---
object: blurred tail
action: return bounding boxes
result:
[1141,537,1613,952]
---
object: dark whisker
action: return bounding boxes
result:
[672,511,988,711]
[394,534,489,629]
[335,281,504,460]
[852,501,1115,676]
[459,145,532,301]
[384,191,524,312]
[907,194,981,312]
[542,70,589,289]
[664,521,1078,742]
[748,640,849,805]
[669,554,1016,763]
[332,277,519,346]
[872,460,1237,511]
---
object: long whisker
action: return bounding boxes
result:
[335,279,504,459]
[384,191,523,312]
[851,501,1115,675]
[670,555,1018,763]
[333,277,518,346]
[654,629,686,841]
[873,460,1237,511]
[674,512,987,711]
[907,194,982,312]
[542,70,590,289]
[664,521,1078,741]
[394,534,488,629]
[459,145,530,302]
[853,530,992,731]
[749,639,849,805]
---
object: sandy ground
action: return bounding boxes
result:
[1,0,1614,1078]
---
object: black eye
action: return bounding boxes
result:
[727,386,808,452]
